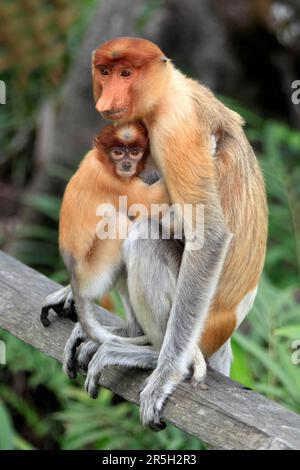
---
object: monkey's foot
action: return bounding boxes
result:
[84,341,116,398]
[63,323,86,379]
[40,286,77,327]
[84,357,102,399]
[76,341,99,372]
[40,300,77,327]
[41,303,63,327]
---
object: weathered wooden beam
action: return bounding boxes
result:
[0,250,299,450]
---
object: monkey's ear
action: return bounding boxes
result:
[91,50,102,102]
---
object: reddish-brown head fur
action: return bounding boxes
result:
[94,122,149,178]
[92,37,168,121]
[94,37,164,69]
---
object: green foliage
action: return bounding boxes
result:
[0,400,14,450]
[0,330,69,448]
[258,124,300,287]
[0,0,98,186]
[8,175,68,278]
[231,277,300,411]
[55,388,204,450]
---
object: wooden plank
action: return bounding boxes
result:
[0,250,299,450]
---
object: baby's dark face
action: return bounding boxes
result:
[109,146,145,177]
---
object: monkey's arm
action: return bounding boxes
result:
[139,131,232,430]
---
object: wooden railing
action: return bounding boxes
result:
[0,250,299,450]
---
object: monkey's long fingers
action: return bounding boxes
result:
[139,378,167,432]
[139,370,174,432]
[41,301,66,327]
[84,364,101,399]
[62,292,77,322]
[41,286,73,326]
[84,372,101,399]
[84,340,128,398]
[63,323,86,379]
[40,305,53,327]
[76,341,99,372]
[84,346,106,398]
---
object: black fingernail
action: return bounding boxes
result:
[68,369,77,379]
[150,421,166,432]
[67,360,77,379]
[157,421,166,431]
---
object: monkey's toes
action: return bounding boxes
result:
[85,375,100,399]
[59,300,78,322]
[148,419,166,432]
[41,317,51,328]
[40,307,51,327]
[64,358,78,380]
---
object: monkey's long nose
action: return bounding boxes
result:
[95,82,116,113]
[96,95,114,113]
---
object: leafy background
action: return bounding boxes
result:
[0,0,300,450]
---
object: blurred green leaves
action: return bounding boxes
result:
[55,388,204,450]
[231,276,300,411]
[275,326,300,340]
[0,400,14,450]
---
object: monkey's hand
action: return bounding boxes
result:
[140,353,207,431]
[139,367,174,431]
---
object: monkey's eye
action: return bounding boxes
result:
[110,147,124,160]
[120,69,132,78]
[99,67,110,76]
[129,148,143,159]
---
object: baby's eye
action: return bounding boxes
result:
[110,148,124,159]
[130,148,143,159]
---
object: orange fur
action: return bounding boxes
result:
[59,123,170,289]
[92,38,268,357]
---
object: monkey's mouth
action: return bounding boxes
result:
[117,170,135,178]
[102,108,128,120]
